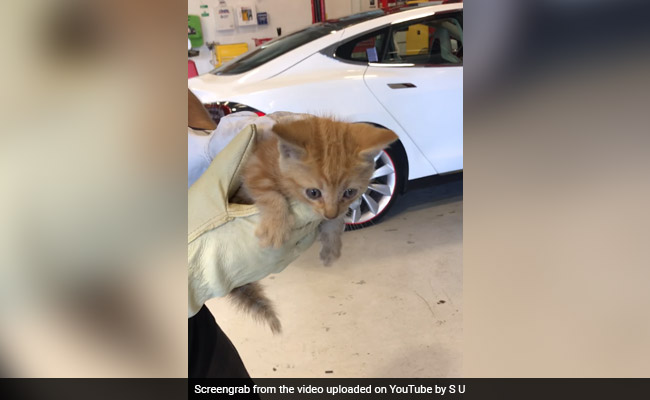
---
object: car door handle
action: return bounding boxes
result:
[387,83,417,89]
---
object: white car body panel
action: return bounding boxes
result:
[190,53,438,179]
[189,3,462,181]
[364,64,463,173]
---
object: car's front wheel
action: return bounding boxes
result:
[344,143,406,229]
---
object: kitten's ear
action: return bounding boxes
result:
[277,140,305,159]
[352,124,399,161]
[272,120,309,159]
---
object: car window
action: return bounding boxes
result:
[212,25,336,75]
[335,29,389,63]
[382,12,463,66]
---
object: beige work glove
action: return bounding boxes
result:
[188,124,321,317]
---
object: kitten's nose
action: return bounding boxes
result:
[323,209,339,220]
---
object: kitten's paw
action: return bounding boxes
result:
[256,214,294,248]
[319,245,341,266]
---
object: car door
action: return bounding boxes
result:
[363,12,463,173]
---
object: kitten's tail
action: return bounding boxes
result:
[228,282,282,334]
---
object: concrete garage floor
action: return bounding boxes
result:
[206,177,463,377]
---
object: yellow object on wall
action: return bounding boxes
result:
[215,43,249,67]
[405,24,429,56]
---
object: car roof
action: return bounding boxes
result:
[209,1,462,77]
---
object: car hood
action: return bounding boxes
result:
[189,30,346,102]
[188,73,249,103]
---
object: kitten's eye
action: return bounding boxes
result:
[305,188,322,200]
[343,188,358,199]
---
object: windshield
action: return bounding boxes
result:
[211,10,385,76]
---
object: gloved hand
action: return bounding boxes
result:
[188,124,322,317]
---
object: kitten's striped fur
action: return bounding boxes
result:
[228,116,397,333]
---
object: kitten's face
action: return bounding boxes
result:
[272,118,398,220]
[282,159,374,220]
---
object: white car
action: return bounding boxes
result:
[189,1,463,228]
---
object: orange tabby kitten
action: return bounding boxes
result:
[228,116,397,333]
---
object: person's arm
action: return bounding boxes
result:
[187,124,321,317]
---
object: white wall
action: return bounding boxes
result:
[323,0,378,19]
[324,0,354,19]
[188,0,312,49]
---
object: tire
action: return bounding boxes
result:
[344,141,407,230]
